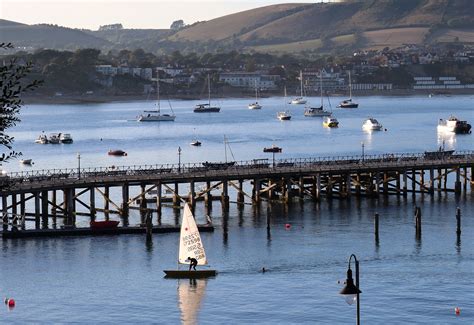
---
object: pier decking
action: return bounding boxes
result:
[1,151,473,236]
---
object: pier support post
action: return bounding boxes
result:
[346,174,352,198]
[189,181,196,212]
[2,196,8,231]
[11,194,17,218]
[454,168,461,195]
[420,169,425,193]
[375,172,380,196]
[383,173,388,196]
[237,180,244,204]
[205,181,212,209]
[411,170,416,194]
[34,192,41,229]
[221,181,229,209]
[402,171,408,197]
[173,183,180,208]
[395,171,401,195]
[140,183,147,211]
[89,187,96,219]
[156,182,162,220]
[121,184,129,217]
[253,179,261,203]
[327,175,333,199]
[429,169,434,194]
[463,167,467,193]
[104,186,110,212]
[20,193,25,221]
[146,211,153,243]
[355,173,361,196]
[299,176,304,199]
[316,174,321,201]
[41,190,48,227]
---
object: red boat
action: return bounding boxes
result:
[90,220,120,229]
[108,150,127,156]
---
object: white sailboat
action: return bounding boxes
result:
[277,86,291,120]
[138,73,176,122]
[164,204,217,278]
[304,71,332,117]
[248,80,262,109]
[291,70,307,105]
[338,71,358,108]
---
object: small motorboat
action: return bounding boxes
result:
[323,116,339,128]
[48,133,60,144]
[248,102,262,110]
[437,116,471,134]
[277,111,291,121]
[362,118,383,131]
[90,220,120,229]
[35,134,48,144]
[190,140,202,146]
[19,159,33,165]
[59,133,73,144]
[108,149,127,156]
[263,146,282,153]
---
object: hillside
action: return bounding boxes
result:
[2,0,474,54]
[0,19,111,50]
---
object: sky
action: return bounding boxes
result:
[0,0,329,30]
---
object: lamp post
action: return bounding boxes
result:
[340,254,361,325]
[177,146,182,173]
[361,142,365,163]
[77,153,81,179]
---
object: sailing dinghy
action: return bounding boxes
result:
[164,204,217,278]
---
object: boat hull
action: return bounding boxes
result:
[163,270,217,279]
[138,115,176,122]
[194,107,220,113]
[90,220,120,229]
[339,103,358,108]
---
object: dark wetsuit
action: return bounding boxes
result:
[188,258,198,271]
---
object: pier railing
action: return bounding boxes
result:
[2,151,473,187]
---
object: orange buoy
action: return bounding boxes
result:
[455,307,460,315]
[285,223,291,229]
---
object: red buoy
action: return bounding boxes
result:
[285,223,291,229]
[455,307,460,315]
[7,299,15,307]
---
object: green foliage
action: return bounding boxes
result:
[0,43,42,165]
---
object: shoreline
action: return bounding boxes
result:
[23,88,474,105]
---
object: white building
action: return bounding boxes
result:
[219,72,280,90]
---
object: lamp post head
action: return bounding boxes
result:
[340,267,361,305]
[77,153,80,159]
[178,146,182,154]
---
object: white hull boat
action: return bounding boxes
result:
[362,118,383,131]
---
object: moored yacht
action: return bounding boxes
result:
[362,118,383,131]
[48,133,60,144]
[248,80,262,109]
[35,133,49,144]
[323,116,339,128]
[290,70,307,105]
[277,111,291,121]
[338,71,358,108]
[59,133,73,143]
[437,116,471,134]
[194,74,221,113]
[304,72,331,117]
[138,74,176,121]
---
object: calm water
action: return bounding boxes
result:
[0,95,473,324]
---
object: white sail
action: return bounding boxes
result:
[178,204,208,265]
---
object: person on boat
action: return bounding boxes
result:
[187,257,198,271]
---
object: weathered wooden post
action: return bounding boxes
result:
[145,211,153,243]
[454,168,461,195]
[415,206,422,239]
[189,181,196,212]
[41,190,49,228]
[173,183,180,208]
[374,213,379,239]
[121,183,129,217]
[237,180,244,203]
[221,181,229,210]
[456,207,461,236]
[89,187,96,221]
[204,181,212,210]
[34,192,41,229]
[2,195,8,231]
[156,182,162,220]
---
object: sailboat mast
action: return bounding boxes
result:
[300,70,303,97]
[349,71,352,99]
[157,71,160,114]
[224,135,227,162]
[208,74,211,106]
[320,71,323,107]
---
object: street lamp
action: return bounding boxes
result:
[77,153,81,179]
[361,142,365,163]
[340,254,361,325]
[177,146,182,173]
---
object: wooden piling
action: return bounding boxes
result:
[374,213,379,238]
[122,183,129,216]
[145,212,153,243]
[415,207,422,238]
[456,207,461,236]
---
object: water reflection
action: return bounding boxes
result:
[437,130,456,148]
[177,279,208,325]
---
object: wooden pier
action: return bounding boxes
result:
[1,151,473,236]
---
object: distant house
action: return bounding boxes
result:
[219,72,280,90]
